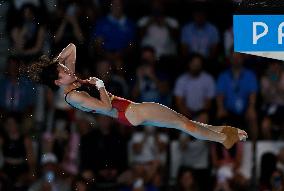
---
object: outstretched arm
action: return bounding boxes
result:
[56,43,76,73]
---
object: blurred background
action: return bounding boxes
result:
[0,0,283,190]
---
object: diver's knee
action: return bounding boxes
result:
[182,121,197,132]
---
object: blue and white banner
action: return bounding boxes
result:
[234,15,284,60]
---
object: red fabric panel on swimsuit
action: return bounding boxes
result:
[111,96,133,126]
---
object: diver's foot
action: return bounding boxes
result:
[221,126,248,149]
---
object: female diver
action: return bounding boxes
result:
[24,43,247,149]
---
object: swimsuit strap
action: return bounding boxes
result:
[64,81,99,112]
[64,88,79,109]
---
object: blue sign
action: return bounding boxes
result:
[234,15,284,51]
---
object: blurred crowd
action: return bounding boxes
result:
[0,0,284,190]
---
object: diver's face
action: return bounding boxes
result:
[54,65,76,86]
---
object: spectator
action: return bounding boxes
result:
[178,133,210,191]
[52,120,73,163]
[216,51,258,139]
[151,168,166,191]
[173,167,198,191]
[79,115,127,183]
[181,8,219,59]
[138,1,179,58]
[7,0,46,33]
[270,169,284,191]
[76,1,100,35]
[76,113,96,189]
[118,161,160,191]
[140,46,157,66]
[51,2,87,72]
[129,126,169,166]
[60,124,80,176]
[52,2,85,47]
[28,152,70,191]
[95,58,129,97]
[10,3,45,62]
[259,152,277,191]
[211,143,247,191]
[174,53,215,121]
[91,0,135,54]
[45,86,75,162]
[132,50,171,105]
[0,116,36,188]
[260,61,284,139]
[174,54,215,190]
[0,56,36,117]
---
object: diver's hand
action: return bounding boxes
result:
[54,43,76,73]
[87,77,105,90]
[87,77,100,85]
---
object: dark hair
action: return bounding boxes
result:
[186,53,205,66]
[21,55,59,91]
[16,3,39,27]
[260,152,277,185]
[176,166,197,191]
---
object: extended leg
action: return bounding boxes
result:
[132,102,247,148]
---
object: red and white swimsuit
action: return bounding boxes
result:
[64,82,133,126]
[108,95,133,126]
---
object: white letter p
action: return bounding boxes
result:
[278,22,284,44]
[253,22,268,44]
